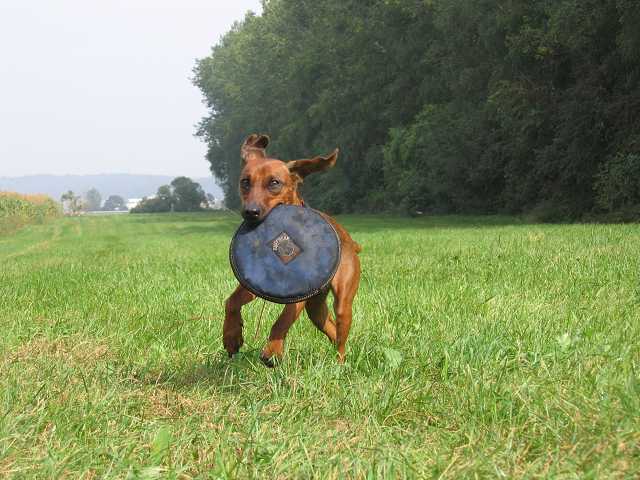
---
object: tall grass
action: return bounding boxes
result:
[0,191,61,234]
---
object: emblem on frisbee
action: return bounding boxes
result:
[270,232,301,264]
[229,205,341,304]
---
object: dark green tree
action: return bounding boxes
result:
[131,179,206,213]
[170,177,206,212]
[84,188,102,211]
[103,195,126,211]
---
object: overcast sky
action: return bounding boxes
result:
[0,0,262,178]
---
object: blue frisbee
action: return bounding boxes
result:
[229,204,341,303]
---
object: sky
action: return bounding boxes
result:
[0,0,262,178]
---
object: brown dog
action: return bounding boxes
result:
[223,134,361,366]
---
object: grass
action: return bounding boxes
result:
[0,212,638,478]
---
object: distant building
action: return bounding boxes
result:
[126,198,143,210]
[204,196,225,210]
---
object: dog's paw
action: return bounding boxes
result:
[259,341,284,367]
[259,352,276,368]
[223,335,244,357]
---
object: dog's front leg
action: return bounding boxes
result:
[260,302,305,367]
[223,284,255,357]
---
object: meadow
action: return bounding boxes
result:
[0,212,638,478]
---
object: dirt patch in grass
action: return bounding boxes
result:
[0,455,18,479]
[4,335,112,367]
[134,387,225,425]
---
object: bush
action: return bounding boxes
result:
[130,196,172,213]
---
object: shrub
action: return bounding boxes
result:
[130,196,172,213]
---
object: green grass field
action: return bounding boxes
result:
[1,213,638,478]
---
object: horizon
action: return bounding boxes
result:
[0,171,224,200]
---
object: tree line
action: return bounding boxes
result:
[194,0,640,220]
[60,177,210,214]
[61,189,127,214]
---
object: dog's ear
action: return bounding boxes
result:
[287,149,339,180]
[241,134,270,163]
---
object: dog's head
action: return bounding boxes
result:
[238,134,338,224]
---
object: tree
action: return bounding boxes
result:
[130,179,206,213]
[84,188,102,211]
[131,184,172,213]
[102,195,126,211]
[157,185,172,202]
[60,190,82,215]
[170,177,206,212]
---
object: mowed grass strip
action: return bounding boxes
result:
[0,213,638,478]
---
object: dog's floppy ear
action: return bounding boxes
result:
[287,148,339,180]
[241,134,270,163]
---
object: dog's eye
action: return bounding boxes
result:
[269,179,281,188]
[240,179,251,192]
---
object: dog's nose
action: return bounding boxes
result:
[242,207,261,222]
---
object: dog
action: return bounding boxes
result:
[223,134,361,366]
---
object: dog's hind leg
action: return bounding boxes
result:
[223,284,255,357]
[305,290,337,343]
[260,302,305,367]
[331,253,361,363]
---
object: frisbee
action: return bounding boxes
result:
[229,204,341,303]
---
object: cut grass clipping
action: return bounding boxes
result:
[0,212,638,478]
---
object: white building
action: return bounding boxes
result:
[126,198,143,210]
[205,196,226,210]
